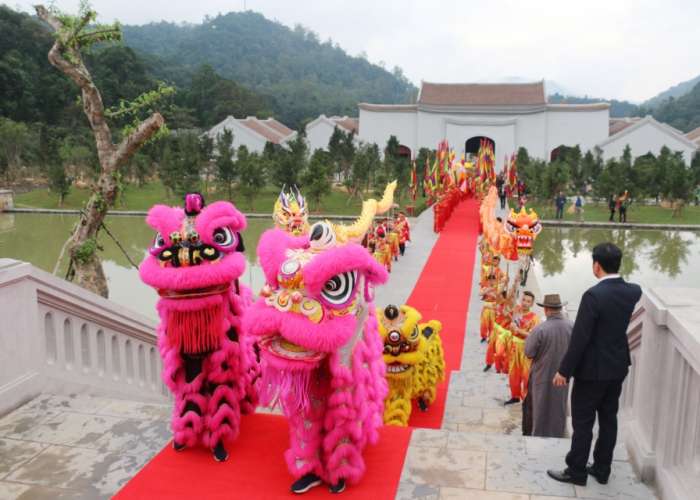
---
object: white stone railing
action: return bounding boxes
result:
[0,259,166,416]
[623,287,700,500]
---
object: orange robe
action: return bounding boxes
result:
[508,310,540,399]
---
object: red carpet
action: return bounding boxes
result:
[406,199,480,428]
[115,413,412,500]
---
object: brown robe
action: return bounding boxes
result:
[524,313,573,438]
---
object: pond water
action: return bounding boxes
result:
[532,226,700,311]
[0,213,273,320]
[2,214,699,320]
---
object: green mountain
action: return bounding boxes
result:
[122,11,417,127]
[547,93,640,118]
[643,74,700,109]
[0,5,274,131]
[652,81,700,133]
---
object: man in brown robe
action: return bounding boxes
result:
[523,294,572,437]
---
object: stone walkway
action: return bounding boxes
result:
[0,203,658,499]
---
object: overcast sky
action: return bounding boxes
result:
[22,0,700,102]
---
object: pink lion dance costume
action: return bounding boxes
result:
[243,183,395,494]
[139,193,258,462]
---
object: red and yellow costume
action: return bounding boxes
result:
[508,307,539,400]
[479,277,498,342]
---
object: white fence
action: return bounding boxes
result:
[623,287,700,500]
[0,259,166,416]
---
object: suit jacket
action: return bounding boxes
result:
[559,277,642,381]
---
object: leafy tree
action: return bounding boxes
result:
[215,129,237,199]
[237,146,265,210]
[0,117,31,180]
[301,149,333,210]
[345,142,375,201]
[660,151,694,216]
[383,135,410,199]
[47,162,72,206]
[33,3,169,297]
[269,134,308,189]
[174,132,204,195]
[580,149,602,190]
[328,126,355,181]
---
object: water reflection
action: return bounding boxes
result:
[532,227,700,310]
[0,213,274,320]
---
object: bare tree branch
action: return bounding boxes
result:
[114,113,165,167]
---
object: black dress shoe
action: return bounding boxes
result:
[504,397,520,406]
[172,441,186,451]
[587,464,609,485]
[480,337,487,343]
[417,398,428,411]
[547,469,587,486]
[291,473,323,494]
[483,364,492,372]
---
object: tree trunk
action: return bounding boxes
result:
[37,5,164,298]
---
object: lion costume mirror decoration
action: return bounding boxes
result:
[243,182,396,494]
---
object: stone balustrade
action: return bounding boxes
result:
[0,259,166,416]
[623,287,700,500]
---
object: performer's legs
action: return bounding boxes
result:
[172,353,207,449]
[591,380,623,478]
[565,380,604,478]
[285,383,326,486]
[522,377,533,436]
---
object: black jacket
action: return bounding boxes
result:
[559,277,642,381]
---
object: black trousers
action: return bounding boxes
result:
[566,379,623,477]
[522,378,533,436]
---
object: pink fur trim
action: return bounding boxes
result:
[257,229,310,286]
[303,244,388,297]
[194,201,247,242]
[139,252,246,291]
[145,204,185,242]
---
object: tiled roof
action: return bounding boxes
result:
[262,118,295,137]
[686,126,700,143]
[609,118,642,136]
[331,116,359,133]
[418,81,546,106]
[239,117,295,144]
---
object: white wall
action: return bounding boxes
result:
[545,108,610,159]
[358,108,417,156]
[307,120,335,153]
[206,118,268,155]
[600,121,696,165]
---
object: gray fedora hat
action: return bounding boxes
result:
[536,294,567,308]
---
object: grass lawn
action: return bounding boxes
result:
[528,201,700,225]
[14,182,427,216]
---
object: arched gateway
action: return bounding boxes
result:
[465,136,495,157]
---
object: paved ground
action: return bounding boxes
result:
[0,205,658,499]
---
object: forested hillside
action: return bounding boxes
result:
[643,74,700,109]
[652,82,700,133]
[547,93,640,117]
[122,11,417,126]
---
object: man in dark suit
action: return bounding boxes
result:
[547,242,642,486]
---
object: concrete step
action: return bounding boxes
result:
[397,428,658,500]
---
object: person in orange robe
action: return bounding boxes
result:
[505,291,540,405]
[479,273,498,345]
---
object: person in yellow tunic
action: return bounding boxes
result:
[504,291,540,405]
[479,273,499,346]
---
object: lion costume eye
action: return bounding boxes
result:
[321,271,357,305]
[213,227,236,247]
[409,325,420,340]
[309,221,336,251]
[153,232,166,249]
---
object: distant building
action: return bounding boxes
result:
[686,126,700,151]
[305,115,359,152]
[358,81,610,170]
[357,81,696,167]
[205,116,296,154]
[601,116,697,165]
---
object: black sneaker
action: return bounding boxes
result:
[483,364,492,372]
[417,398,428,411]
[291,473,322,494]
[212,441,228,462]
[173,441,186,452]
[480,337,487,343]
[504,397,520,406]
[329,479,346,494]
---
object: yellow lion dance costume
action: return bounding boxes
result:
[377,304,445,426]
